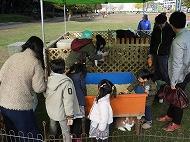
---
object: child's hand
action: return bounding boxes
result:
[67,119,73,125]
[145,90,149,94]
[102,52,109,57]
[123,90,129,94]
[99,129,103,132]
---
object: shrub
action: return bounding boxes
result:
[44,12,54,18]
[54,12,63,17]
[0,14,31,23]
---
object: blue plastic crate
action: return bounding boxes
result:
[85,72,144,93]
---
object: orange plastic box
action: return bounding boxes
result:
[85,94,147,117]
[85,72,147,134]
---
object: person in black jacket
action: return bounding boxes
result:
[150,13,175,83]
[67,63,87,142]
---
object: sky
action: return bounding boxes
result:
[156,0,164,2]
[103,0,164,12]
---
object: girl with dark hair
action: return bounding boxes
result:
[67,63,87,142]
[123,68,157,129]
[0,36,47,141]
[21,36,45,69]
[88,79,116,142]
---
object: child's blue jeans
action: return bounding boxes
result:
[145,105,152,122]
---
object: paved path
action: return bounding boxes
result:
[0,17,65,30]
[0,22,27,30]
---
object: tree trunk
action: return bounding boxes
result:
[68,14,71,21]
[1,0,4,14]
[67,10,73,21]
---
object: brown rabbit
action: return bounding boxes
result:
[115,117,136,131]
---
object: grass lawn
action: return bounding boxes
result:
[1,12,190,140]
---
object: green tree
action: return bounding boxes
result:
[146,1,155,12]
[1,0,43,17]
[182,0,190,12]
[53,4,99,21]
[134,3,143,11]
[95,4,102,12]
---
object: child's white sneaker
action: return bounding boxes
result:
[159,99,164,103]
[142,121,152,129]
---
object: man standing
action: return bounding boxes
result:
[137,14,151,30]
[150,13,175,83]
[157,11,190,132]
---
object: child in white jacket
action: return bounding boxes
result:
[88,79,117,142]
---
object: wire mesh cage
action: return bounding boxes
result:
[7,42,25,57]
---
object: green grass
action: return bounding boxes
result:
[35,89,190,141]
[1,13,190,140]
[0,13,164,66]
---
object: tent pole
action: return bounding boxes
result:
[40,0,45,43]
[40,0,47,73]
[142,0,145,32]
[143,0,145,15]
[175,0,181,11]
[64,4,67,34]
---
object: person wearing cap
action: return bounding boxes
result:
[137,14,151,31]
[65,30,109,68]
[153,12,167,29]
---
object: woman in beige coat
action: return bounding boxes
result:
[0,36,47,140]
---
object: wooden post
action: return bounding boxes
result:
[140,38,144,44]
[145,38,149,44]
[136,38,140,44]
[116,38,120,44]
[81,117,86,134]
[126,38,129,44]
[131,38,134,44]
[121,38,125,44]
[135,116,142,135]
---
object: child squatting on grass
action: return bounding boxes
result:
[88,79,117,142]
[123,68,157,129]
[44,58,80,142]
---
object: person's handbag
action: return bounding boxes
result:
[157,84,189,109]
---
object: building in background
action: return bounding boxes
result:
[163,0,176,10]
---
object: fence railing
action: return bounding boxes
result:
[0,129,43,142]
[46,30,151,48]
[1,126,190,142]
[46,45,153,75]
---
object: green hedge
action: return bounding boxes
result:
[0,14,31,23]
